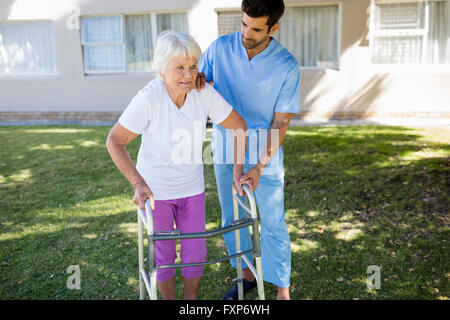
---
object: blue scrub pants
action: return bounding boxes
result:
[214,162,291,288]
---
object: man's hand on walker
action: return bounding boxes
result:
[133,181,155,211]
[233,165,245,196]
[239,164,263,193]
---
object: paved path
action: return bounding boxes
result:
[290,118,450,127]
[1,118,450,127]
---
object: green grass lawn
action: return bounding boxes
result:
[0,125,448,300]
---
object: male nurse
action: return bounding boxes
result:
[198,0,300,300]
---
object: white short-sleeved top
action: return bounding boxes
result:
[119,78,233,200]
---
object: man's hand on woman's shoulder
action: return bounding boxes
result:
[195,72,214,92]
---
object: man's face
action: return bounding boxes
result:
[240,13,275,50]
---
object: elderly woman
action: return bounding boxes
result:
[106,31,247,300]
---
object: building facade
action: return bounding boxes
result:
[0,0,449,124]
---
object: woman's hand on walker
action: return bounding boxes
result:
[133,181,155,211]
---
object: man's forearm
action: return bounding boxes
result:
[257,114,292,170]
[233,128,247,170]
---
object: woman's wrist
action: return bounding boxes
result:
[132,178,147,190]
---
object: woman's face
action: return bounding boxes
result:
[162,56,198,95]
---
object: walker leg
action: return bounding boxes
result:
[233,192,244,300]
[251,198,265,300]
[148,233,158,300]
[255,255,265,300]
[150,270,157,300]
[137,212,145,300]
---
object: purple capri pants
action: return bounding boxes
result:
[153,192,207,282]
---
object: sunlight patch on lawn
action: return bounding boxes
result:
[329,218,365,241]
[22,129,92,134]
[286,131,317,136]
[292,239,318,252]
[78,140,99,147]
[215,239,227,251]
[15,196,135,223]
[206,221,220,230]
[35,144,74,150]
[339,212,357,222]
[335,228,363,241]
[286,208,299,217]
[0,222,88,241]
[29,144,74,151]
[208,263,222,272]
[374,147,449,168]
[291,243,301,252]
[10,169,32,181]
[1,169,33,184]
[127,277,138,286]
[306,210,320,217]
[73,196,135,217]
[78,260,89,266]
[118,223,137,235]
[287,219,307,236]
[397,149,449,161]
[82,233,98,239]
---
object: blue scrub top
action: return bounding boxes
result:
[199,32,301,166]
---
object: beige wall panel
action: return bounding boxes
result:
[0,0,449,118]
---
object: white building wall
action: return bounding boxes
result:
[0,0,449,119]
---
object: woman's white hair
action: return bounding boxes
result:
[152,30,202,76]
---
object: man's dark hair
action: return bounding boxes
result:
[241,0,285,31]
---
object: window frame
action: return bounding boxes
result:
[216,2,343,71]
[81,14,127,74]
[284,2,342,71]
[0,19,59,77]
[80,10,189,75]
[369,0,450,71]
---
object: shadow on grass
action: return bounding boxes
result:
[0,125,448,299]
[280,126,449,300]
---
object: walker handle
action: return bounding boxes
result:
[137,198,154,234]
[234,183,258,220]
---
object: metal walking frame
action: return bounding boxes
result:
[136,183,265,300]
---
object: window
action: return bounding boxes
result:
[217,11,243,36]
[217,5,341,69]
[126,15,152,72]
[371,0,450,64]
[0,20,58,76]
[275,5,340,68]
[82,16,125,73]
[81,12,188,74]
